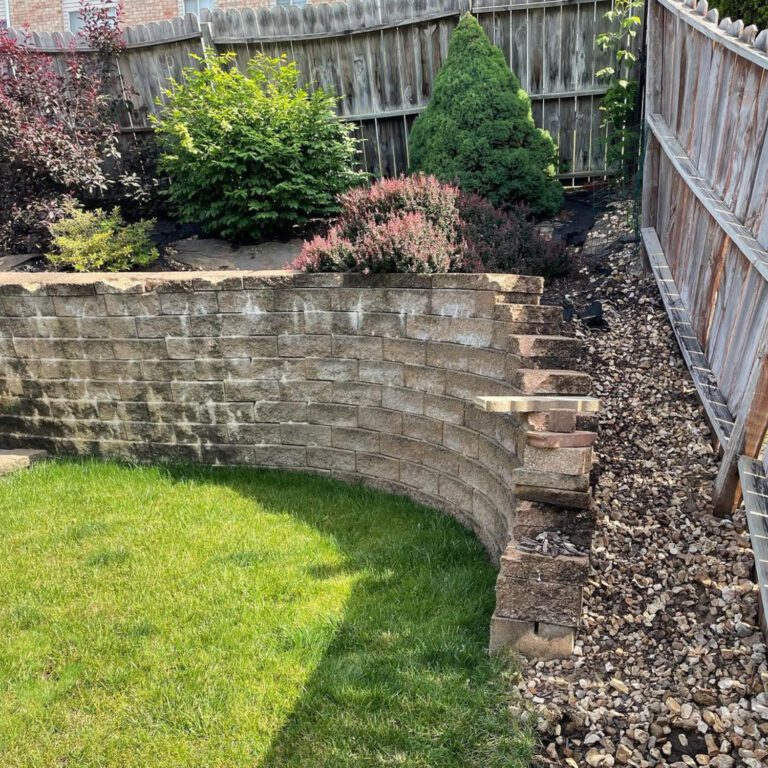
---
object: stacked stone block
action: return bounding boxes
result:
[0,270,596,656]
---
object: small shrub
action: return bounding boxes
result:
[715,1,768,28]
[153,52,365,243]
[458,194,570,279]
[46,206,158,272]
[290,174,567,277]
[408,14,563,218]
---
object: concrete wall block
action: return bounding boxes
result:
[524,445,592,475]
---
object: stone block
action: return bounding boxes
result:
[423,393,466,425]
[526,430,596,448]
[515,485,592,510]
[251,446,307,468]
[250,358,305,381]
[515,369,592,396]
[332,381,382,406]
[303,311,359,335]
[356,453,400,481]
[274,288,332,312]
[167,337,221,359]
[359,360,405,387]
[159,292,218,315]
[306,446,356,472]
[358,312,406,337]
[489,616,574,659]
[443,423,479,458]
[308,403,358,427]
[512,467,589,491]
[400,461,440,495]
[402,413,443,445]
[475,396,600,414]
[277,334,332,358]
[430,289,497,319]
[220,336,278,358]
[216,289,275,314]
[524,445,592,476]
[358,406,403,434]
[495,576,583,625]
[379,433,424,463]
[104,293,161,317]
[223,379,281,402]
[255,401,307,423]
[447,317,495,347]
[195,359,252,381]
[499,547,589,583]
[332,335,382,360]
[381,386,424,415]
[279,380,332,403]
[527,409,578,432]
[331,426,380,453]
[52,295,107,317]
[305,357,358,381]
[171,381,225,403]
[280,423,331,447]
[431,274,543,294]
[382,337,426,365]
[404,364,445,394]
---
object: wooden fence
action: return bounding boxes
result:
[641,0,768,513]
[4,0,617,180]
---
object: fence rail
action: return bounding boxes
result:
[641,0,768,513]
[4,0,618,180]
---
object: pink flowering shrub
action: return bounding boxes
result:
[337,174,462,242]
[290,174,569,277]
[355,212,454,273]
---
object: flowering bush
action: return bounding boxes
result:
[291,175,465,274]
[290,174,568,277]
[337,174,462,242]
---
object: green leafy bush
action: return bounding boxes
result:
[46,206,158,272]
[153,52,365,243]
[408,14,563,218]
[715,1,768,28]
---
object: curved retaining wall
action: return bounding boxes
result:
[0,270,597,657]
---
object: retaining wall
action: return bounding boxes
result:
[0,270,598,656]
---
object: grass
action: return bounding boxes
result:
[0,460,534,767]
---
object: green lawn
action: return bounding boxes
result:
[0,460,533,767]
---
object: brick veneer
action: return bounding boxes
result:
[0,270,597,656]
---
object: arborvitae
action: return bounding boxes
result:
[408,13,563,218]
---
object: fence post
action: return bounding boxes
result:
[714,333,768,515]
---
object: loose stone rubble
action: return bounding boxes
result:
[517,531,588,558]
[519,202,768,767]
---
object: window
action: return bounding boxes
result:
[182,0,214,16]
[276,0,308,5]
[0,0,10,27]
[63,0,116,33]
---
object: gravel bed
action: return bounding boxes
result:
[520,202,767,768]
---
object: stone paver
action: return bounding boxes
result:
[168,238,303,271]
[0,449,48,476]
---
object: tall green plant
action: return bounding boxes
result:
[596,0,644,182]
[408,14,562,218]
[153,53,364,242]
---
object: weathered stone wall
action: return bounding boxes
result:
[0,270,597,656]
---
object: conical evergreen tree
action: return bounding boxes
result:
[408,14,563,217]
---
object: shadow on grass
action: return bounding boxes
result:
[157,464,534,768]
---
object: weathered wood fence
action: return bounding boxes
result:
[641,0,768,513]
[5,0,617,180]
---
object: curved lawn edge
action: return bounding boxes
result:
[0,459,536,768]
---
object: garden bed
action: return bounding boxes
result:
[0,459,534,768]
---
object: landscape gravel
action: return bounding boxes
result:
[519,202,767,767]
